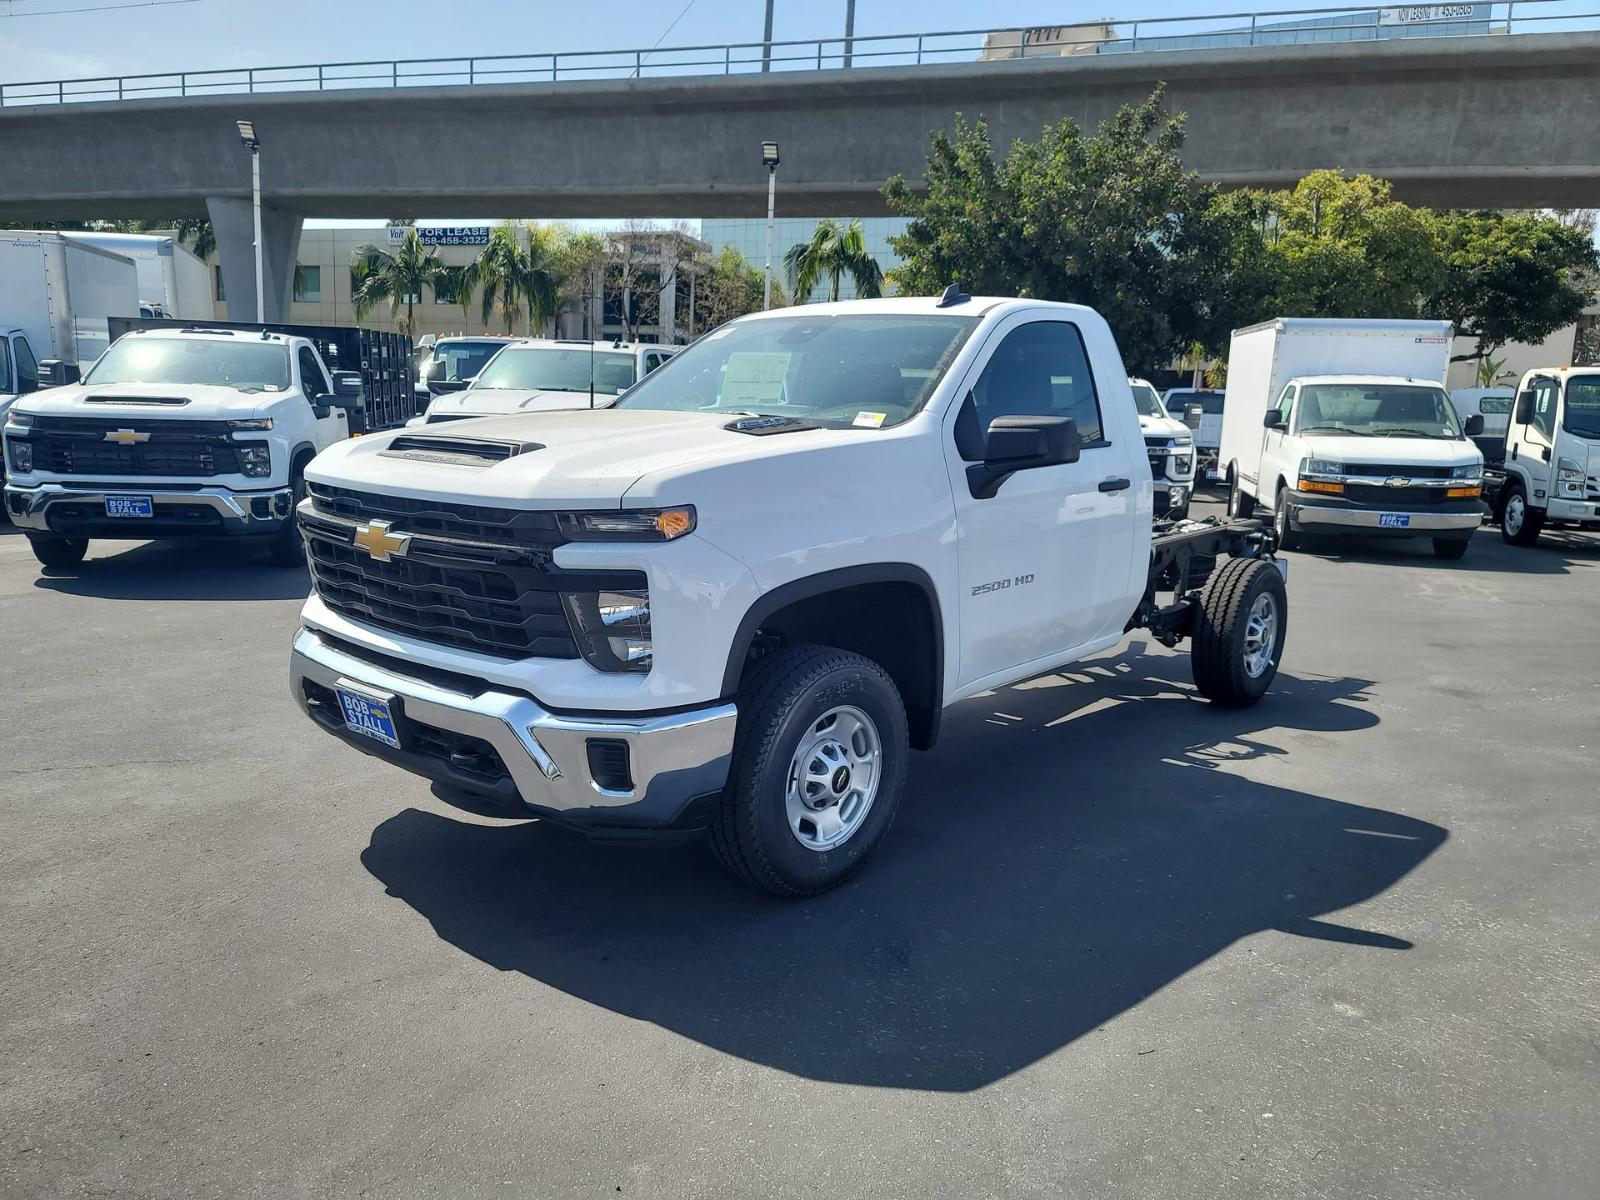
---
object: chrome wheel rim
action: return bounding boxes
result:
[785,705,882,852]
[1505,493,1524,535]
[1242,592,1279,679]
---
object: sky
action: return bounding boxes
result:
[0,0,1297,85]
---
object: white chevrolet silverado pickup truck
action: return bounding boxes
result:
[289,295,1288,895]
[4,326,362,568]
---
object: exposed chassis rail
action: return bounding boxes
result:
[1130,516,1279,647]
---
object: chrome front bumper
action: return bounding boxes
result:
[5,482,293,533]
[290,627,738,829]
[1292,503,1483,533]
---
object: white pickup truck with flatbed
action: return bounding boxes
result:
[289,294,1288,895]
[3,325,364,568]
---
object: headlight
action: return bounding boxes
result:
[1557,457,1585,498]
[237,443,272,478]
[7,438,33,474]
[1172,455,1193,476]
[6,410,33,430]
[1172,435,1193,447]
[562,589,652,672]
[228,418,274,431]
[557,506,696,542]
[1450,464,1482,480]
[1301,458,1344,478]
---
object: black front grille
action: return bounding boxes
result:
[1344,484,1451,507]
[1344,464,1453,480]
[21,417,248,477]
[300,486,641,660]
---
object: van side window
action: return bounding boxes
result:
[1531,379,1558,441]
[298,347,329,401]
[14,336,38,391]
[968,320,1104,453]
[1276,384,1296,428]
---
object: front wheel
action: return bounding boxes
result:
[27,534,88,569]
[1501,484,1545,547]
[711,645,909,897]
[267,470,309,567]
[1191,556,1287,708]
[1272,484,1299,552]
[1432,537,1471,561]
[1227,469,1255,519]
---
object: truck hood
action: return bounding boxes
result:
[425,388,613,421]
[1138,414,1189,440]
[308,407,858,507]
[8,381,289,422]
[1301,434,1483,470]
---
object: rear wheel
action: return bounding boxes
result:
[1227,468,1255,519]
[27,534,88,568]
[1272,484,1299,551]
[711,644,909,897]
[1432,536,1471,561]
[1191,557,1287,708]
[267,467,309,567]
[1501,484,1545,547]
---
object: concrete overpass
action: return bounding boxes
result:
[3,31,1598,320]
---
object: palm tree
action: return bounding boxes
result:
[477,224,528,335]
[434,261,482,332]
[521,222,564,337]
[350,229,444,335]
[784,218,884,303]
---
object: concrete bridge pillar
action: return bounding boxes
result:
[205,196,304,323]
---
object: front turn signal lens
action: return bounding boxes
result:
[655,507,695,539]
[1299,479,1344,495]
[1446,486,1482,499]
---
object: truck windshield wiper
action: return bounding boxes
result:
[1374,428,1447,438]
[1299,425,1374,436]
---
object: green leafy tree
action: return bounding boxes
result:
[476,222,565,336]
[692,246,783,334]
[783,218,884,302]
[350,229,444,334]
[432,261,482,332]
[520,222,564,337]
[1426,209,1599,366]
[884,89,1243,371]
[554,229,609,338]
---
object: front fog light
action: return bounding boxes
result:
[563,589,653,673]
[7,439,32,474]
[237,444,272,478]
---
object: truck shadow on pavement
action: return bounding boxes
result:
[361,646,1446,1092]
[1293,530,1600,575]
[31,540,310,602]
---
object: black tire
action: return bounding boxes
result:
[1432,537,1470,561]
[710,644,909,898]
[1191,556,1287,708]
[1500,482,1545,547]
[267,466,309,567]
[27,534,88,568]
[1272,483,1299,552]
[1227,468,1255,519]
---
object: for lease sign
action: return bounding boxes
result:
[1378,4,1485,24]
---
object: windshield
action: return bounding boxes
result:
[1129,382,1165,418]
[613,313,981,428]
[1165,390,1225,415]
[471,347,637,395]
[423,341,505,384]
[1563,379,1600,439]
[1296,383,1463,439]
[85,337,290,391]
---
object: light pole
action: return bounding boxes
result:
[761,0,774,72]
[761,141,779,310]
[236,120,263,322]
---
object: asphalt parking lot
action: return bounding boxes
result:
[3,493,1598,1200]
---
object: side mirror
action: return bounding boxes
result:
[37,360,80,389]
[1184,403,1203,430]
[1464,413,1485,437]
[968,415,1081,499]
[1515,392,1534,425]
[328,370,364,407]
[1263,410,1286,430]
[427,377,470,395]
[424,359,449,383]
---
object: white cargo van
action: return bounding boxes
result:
[1221,318,1486,560]
[61,231,212,321]
[1497,367,1600,545]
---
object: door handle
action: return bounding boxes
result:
[1541,446,1552,462]
[1099,478,1132,493]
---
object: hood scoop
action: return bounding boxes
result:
[82,394,190,406]
[723,415,819,436]
[380,434,544,467]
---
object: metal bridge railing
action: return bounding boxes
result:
[1,2,1593,108]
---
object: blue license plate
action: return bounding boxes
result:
[104,495,154,519]
[1378,513,1411,529]
[336,687,400,748]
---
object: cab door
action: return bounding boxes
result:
[1512,375,1558,499]
[1259,383,1298,499]
[941,314,1138,690]
[297,346,348,449]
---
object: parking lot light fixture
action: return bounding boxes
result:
[237,120,263,321]
[761,142,780,310]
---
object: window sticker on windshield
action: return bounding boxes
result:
[852,411,888,429]
[721,352,790,407]
[705,327,735,341]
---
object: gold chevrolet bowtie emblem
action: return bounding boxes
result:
[352,519,412,562]
[103,428,151,446]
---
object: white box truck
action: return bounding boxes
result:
[61,231,211,320]
[1,232,140,409]
[1220,318,1487,560]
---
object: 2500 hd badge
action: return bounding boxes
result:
[972,573,1035,597]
